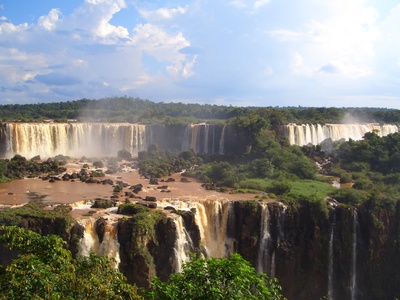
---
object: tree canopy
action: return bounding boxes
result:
[148,253,286,300]
[0,226,142,300]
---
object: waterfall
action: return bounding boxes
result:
[270,204,286,279]
[284,123,399,146]
[78,218,121,268]
[192,199,232,258]
[180,124,192,152]
[180,124,225,154]
[204,125,209,154]
[3,123,151,158]
[257,204,271,275]
[219,125,226,154]
[277,204,287,239]
[172,216,192,272]
[328,211,336,300]
[351,210,358,300]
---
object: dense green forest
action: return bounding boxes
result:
[1,97,400,124]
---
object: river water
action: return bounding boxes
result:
[0,162,258,208]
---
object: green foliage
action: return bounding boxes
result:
[117,203,149,215]
[91,199,114,209]
[118,149,132,160]
[301,195,329,219]
[138,146,202,178]
[266,180,291,196]
[93,160,104,168]
[206,161,244,187]
[0,226,142,300]
[337,132,400,174]
[287,180,334,200]
[238,178,272,191]
[1,97,399,124]
[0,202,73,233]
[329,188,368,205]
[0,155,68,181]
[339,173,352,184]
[148,253,286,300]
[250,158,274,178]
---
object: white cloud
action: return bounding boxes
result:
[66,0,129,41]
[138,6,188,22]
[270,1,380,79]
[0,0,400,107]
[254,0,271,9]
[131,23,192,78]
[229,0,271,11]
[38,9,60,31]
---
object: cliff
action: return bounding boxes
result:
[1,199,400,299]
[114,199,400,299]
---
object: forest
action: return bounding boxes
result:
[1,96,400,124]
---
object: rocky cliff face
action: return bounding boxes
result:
[1,199,399,299]
[113,200,400,299]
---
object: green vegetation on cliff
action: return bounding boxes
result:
[0,202,73,236]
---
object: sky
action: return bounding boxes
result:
[0,0,400,108]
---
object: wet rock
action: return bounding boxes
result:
[149,178,159,185]
[144,196,157,202]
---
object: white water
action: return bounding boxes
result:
[4,123,150,158]
[219,126,226,154]
[78,218,121,268]
[172,216,192,272]
[351,210,358,300]
[284,123,399,146]
[192,199,233,257]
[277,204,287,239]
[157,198,234,259]
[181,123,225,154]
[257,204,272,275]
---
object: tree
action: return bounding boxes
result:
[0,226,142,300]
[148,253,286,300]
[117,149,132,160]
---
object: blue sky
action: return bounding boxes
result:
[0,0,399,108]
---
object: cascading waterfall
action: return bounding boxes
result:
[171,216,193,272]
[181,124,225,154]
[191,199,233,258]
[3,123,150,158]
[78,218,121,268]
[219,126,226,155]
[271,204,287,279]
[351,210,358,300]
[257,204,272,275]
[284,123,399,146]
[204,125,210,154]
[277,204,287,239]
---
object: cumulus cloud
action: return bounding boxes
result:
[0,0,399,107]
[0,0,195,103]
[138,6,187,22]
[38,9,60,31]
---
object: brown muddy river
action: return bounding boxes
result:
[0,163,259,207]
